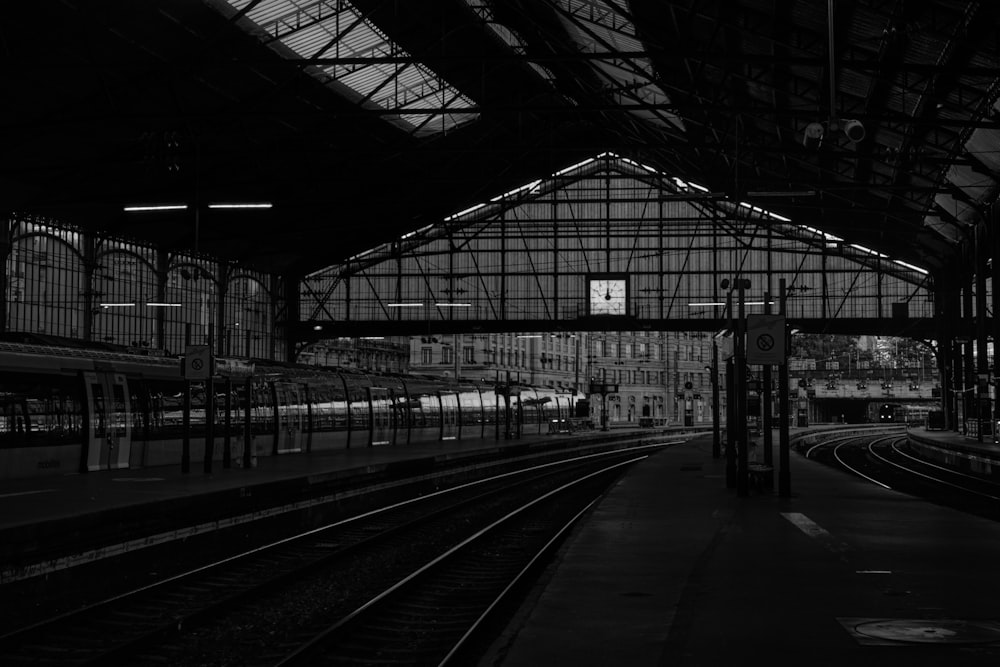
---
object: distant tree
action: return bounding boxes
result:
[791,334,859,360]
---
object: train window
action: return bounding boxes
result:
[480,390,498,424]
[343,374,373,430]
[142,382,182,438]
[250,379,274,435]
[458,386,483,426]
[0,375,84,448]
[403,377,443,429]
[370,387,393,445]
[440,392,459,439]
[520,390,544,433]
[26,393,83,441]
[308,380,348,432]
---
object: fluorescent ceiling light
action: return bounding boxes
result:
[146,302,182,307]
[516,334,543,339]
[435,302,472,307]
[689,300,774,307]
[99,302,137,307]
[208,202,272,209]
[746,190,815,197]
[123,204,188,212]
[444,203,486,221]
[893,260,929,275]
[387,303,424,308]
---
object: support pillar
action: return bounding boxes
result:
[762,291,773,477]
[993,203,1000,425]
[778,279,791,498]
[963,281,975,435]
[712,340,721,459]
[975,222,989,442]
[736,280,748,497]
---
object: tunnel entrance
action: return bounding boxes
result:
[818,398,869,424]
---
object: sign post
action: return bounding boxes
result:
[183,345,214,473]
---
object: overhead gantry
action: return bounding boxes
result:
[296,153,938,342]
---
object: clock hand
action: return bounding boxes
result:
[605,290,611,300]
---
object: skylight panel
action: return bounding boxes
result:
[850,244,889,259]
[460,0,558,86]
[894,260,929,274]
[552,0,683,132]
[210,0,478,137]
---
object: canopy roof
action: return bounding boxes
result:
[4,1,998,277]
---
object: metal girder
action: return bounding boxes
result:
[290,315,950,341]
[299,157,935,341]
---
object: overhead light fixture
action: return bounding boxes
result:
[387,303,423,307]
[746,190,815,198]
[516,334,543,339]
[146,302,182,307]
[659,192,727,201]
[208,202,273,209]
[99,302,137,308]
[312,324,324,331]
[435,302,472,307]
[123,204,188,212]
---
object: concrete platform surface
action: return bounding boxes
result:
[482,433,1000,666]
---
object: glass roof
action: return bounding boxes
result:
[211,0,478,137]
[552,0,684,132]
[461,0,558,85]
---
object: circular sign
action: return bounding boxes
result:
[756,333,775,351]
[191,358,204,371]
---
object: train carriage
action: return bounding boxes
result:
[0,340,580,482]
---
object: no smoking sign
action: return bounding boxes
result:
[746,314,786,365]
[184,344,213,379]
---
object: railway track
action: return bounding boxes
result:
[272,456,633,666]
[803,431,1000,521]
[0,445,663,666]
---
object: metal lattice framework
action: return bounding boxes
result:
[299,154,935,340]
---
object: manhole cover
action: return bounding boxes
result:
[843,618,1000,645]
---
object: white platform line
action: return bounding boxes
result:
[0,489,55,499]
[780,512,852,556]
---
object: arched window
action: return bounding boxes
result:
[7,225,84,338]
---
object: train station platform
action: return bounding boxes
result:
[0,425,693,583]
[908,425,1000,455]
[482,430,1000,666]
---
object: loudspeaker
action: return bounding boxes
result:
[802,122,824,149]
[843,119,865,142]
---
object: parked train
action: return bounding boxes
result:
[0,340,580,481]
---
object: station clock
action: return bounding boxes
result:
[588,275,628,316]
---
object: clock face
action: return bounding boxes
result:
[589,278,627,316]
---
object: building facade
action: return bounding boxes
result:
[407,330,720,427]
